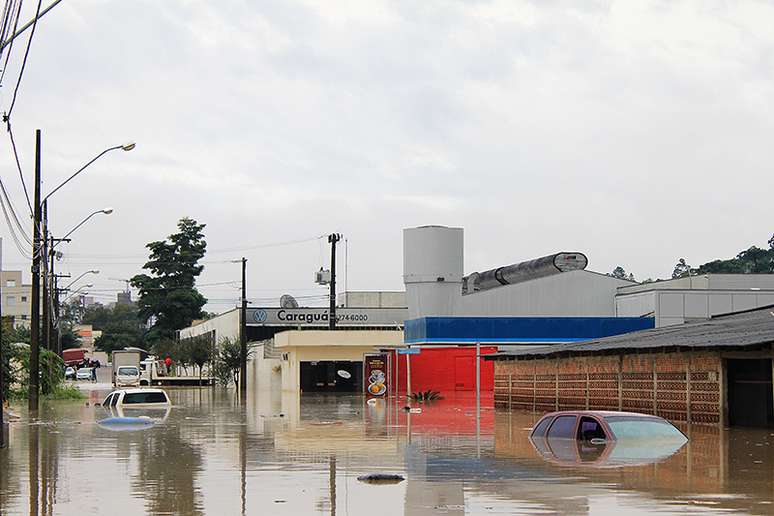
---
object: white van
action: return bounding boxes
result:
[115,365,141,387]
[102,388,171,408]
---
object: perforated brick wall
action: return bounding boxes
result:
[494,351,723,425]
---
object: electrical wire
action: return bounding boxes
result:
[205,235,326,255]
[6,121,32,214]
[0,0,22,86]
[0,182,31,258]
[5,0,41,119]
[0,168,31,244]
[61,235,327,259]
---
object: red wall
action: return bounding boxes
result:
[390,346,497,394]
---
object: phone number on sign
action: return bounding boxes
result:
[336,314,369,322]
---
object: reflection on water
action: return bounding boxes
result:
[1,389,774,515]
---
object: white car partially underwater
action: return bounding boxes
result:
[102,388,171,408]
[98,389,171,431]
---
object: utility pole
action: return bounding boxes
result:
[239,257,247,398]
[29,129,41,412]
[328,233,341,330]
[1,237,5,448]
[49,237,56,353]
[41,202,49,351]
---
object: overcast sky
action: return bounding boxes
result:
[1,0,772,311]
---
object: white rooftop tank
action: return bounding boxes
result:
[403,225,463,319]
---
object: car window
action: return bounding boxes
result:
[547,415,577,439]
[110,393,120,407]
[103,394,114,406]
[531,416,554,437]
[123,391,168,404]
[605,416,686,440]
[117,366,139,376]
[578,416,607,441]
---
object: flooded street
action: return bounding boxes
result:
[2,388,774,515]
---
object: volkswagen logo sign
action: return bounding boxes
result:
[253,309,268,323]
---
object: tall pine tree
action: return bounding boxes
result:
[131,217,207,343]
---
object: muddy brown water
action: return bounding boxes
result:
[1,388,773,515]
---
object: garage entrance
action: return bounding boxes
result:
[727,359,774,427]
[300,361,363,393]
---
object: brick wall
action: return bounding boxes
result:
[493,351,722,425]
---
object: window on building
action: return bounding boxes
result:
[21,315,28,320]
[21,296,27,302]
[6,296,15,305]
[6,279,15,287]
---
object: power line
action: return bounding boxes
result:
[6,121,32,214]
[0,0,22,86]
[61,235,326,259]
[205,235,326,255]
[0,167,31,244]
[5,0,41,119]
[0,182,31,257]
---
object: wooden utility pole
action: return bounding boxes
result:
[41,202,49,351]
[239,257,247,398]
[28,129,42,412]
[1,237,4,448]
[328,233,341,330]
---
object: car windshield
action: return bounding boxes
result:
[604,416,686,440]
[117,366,139,376]
[122,391,168,404]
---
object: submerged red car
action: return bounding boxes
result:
[530,411,687,442]
[529,411,688,466]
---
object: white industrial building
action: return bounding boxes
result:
[402,225,774,325]
[616,274,774,327]
[403,225,633,319]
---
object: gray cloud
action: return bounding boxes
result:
[0,0,772,309]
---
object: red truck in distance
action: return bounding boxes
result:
[62,349,87,367]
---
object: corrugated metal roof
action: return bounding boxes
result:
[487,305,774,360]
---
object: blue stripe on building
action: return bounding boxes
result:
[404,317,654,345]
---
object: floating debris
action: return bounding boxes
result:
[357,473,405,484]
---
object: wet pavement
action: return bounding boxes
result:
[2,388,774,515]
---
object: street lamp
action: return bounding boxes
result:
[53,208,113,247]
[63,270,99,291]
[42,143,135,204]
[29,136,135,411]
[61,284,93,305]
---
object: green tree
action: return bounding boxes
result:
[695,233,774,275]
[672,258,693,279]
[83,303,144,354]
[609,266,635,281]
[2,324,29,400]
[214,337,252,388]
[186,336,213,385]
[130,217,207,343]
[60,326,81,350]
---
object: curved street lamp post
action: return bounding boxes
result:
[29,133,134,411]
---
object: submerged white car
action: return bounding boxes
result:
[102,388,171,408]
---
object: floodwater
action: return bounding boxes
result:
[2,387,774,515]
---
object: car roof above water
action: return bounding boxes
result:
[113,388,166,395]
[538,410,664,419]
